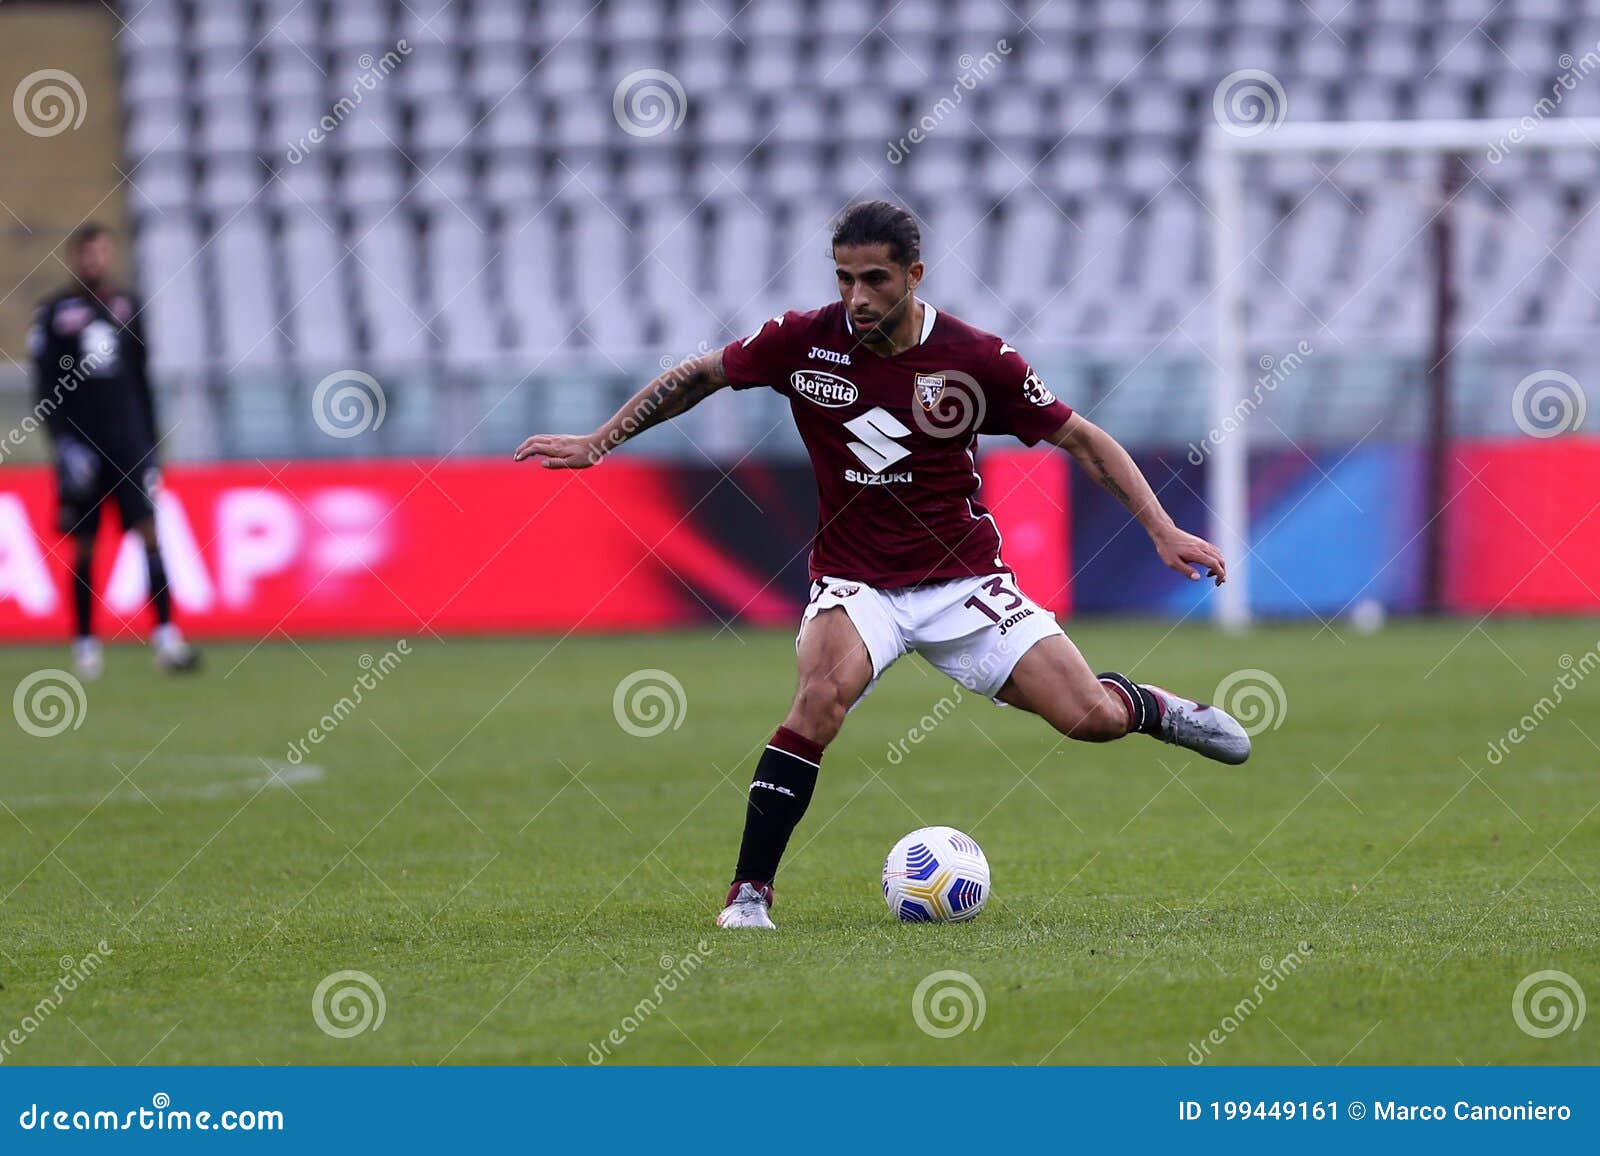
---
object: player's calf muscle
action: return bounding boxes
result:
[1001,679,1125,741]
[999,637,1130,742]
[1051,690,1128,742]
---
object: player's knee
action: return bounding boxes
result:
[788,674,852,745]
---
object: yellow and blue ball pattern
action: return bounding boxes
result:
[882,826,991,922]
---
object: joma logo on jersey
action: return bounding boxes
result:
[790,370,859,408]
[807,346,852,366]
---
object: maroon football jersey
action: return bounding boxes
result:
[721,301,1074,588]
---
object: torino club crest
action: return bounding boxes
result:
[914,373,946,410]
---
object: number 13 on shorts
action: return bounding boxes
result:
[963,576,1025,625]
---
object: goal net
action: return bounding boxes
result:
[1203,117,1600,629]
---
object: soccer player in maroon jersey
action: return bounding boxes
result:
[516,202,1249,930]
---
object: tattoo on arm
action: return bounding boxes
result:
[703,347,728,388]
[599,349,728,452]
[1059,416,1172,531]
[1090,456,1133,506]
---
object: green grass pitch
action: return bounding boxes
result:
[2,618,1597,1065]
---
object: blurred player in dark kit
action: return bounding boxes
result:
[29,224,198,677]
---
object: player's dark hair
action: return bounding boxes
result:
[831,201,921,267]
[72,222,112,249]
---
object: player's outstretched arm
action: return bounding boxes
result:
[514,348,730,469]
[1047,413,1227,586]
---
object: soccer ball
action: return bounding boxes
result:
[882,826,990,922]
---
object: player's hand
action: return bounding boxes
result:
[1152,525,1226,585]
[513,433,604,469]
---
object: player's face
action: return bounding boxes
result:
[833,244,923,345]
[73,235,114,286]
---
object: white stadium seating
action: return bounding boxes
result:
[110,0,1600,452]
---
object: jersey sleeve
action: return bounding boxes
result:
[980,341,1074,446]
[720,312,799,392]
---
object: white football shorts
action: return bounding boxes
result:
[797,572,1065,702]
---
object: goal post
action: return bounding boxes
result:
[1203,117,1600,630]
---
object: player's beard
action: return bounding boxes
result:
[855,295,911,345]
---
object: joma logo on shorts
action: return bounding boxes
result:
[997,607,1035,635]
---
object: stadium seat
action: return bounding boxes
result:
[103,0,1600,453]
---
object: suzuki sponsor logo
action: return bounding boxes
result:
[807,346,852,366]
[844,469,913,485]
[791,370,859,408]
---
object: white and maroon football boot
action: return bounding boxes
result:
[715,881,777,930]
[1142,684,1252,765]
